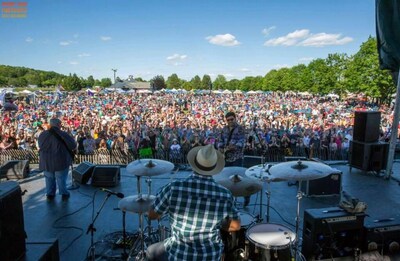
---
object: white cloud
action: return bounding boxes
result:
[25,37,33,43]
[60,41,70,46]
[223,73,235,79]
[206,34,241,46]
[70,61,79,65]
[101,36,112,41]
[262,26,276,36]
[57,61,62,64]
[78,53,91,57]
[299,33,353,47]
[166,53,187,61]
[264,29,309,46]
[240,68,250,72]
[73,34,79,39]
[264,29,353,47]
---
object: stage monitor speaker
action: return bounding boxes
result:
[72,162,95,184]
[25,238,60,261]
[353,111,381,142]
[0,181,26,260]
[300,171,342,197]
[349,141,389,172]
[364,217,400,256]
[91,165,120,187]
[302,207,366,260]
[0,160,30,179]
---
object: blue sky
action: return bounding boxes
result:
[0,0,376,81]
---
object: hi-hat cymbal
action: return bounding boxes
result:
[245,164,285,182]
[268,160,339,181]
[118,195,156,213]
[216,173,263,197]
[126,159,174,176]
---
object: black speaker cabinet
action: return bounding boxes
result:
[353,111,381,142]
[0,160,30,179]
[91,165,120,187]
[349,141,389,172]
[25,238,60,261]
[302,207,366,260]
[0,181,26,260]
[72,162,95,184]
[300,171,342,196]
[364,217,400,256]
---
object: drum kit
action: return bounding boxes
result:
[214,160,340,261]
[91,158,338,261]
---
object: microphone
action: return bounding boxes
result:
[100,188,124,198]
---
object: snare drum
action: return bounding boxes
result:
[246,223,296,261]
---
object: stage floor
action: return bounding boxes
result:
[15,161,400,261]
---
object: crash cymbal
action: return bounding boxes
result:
[268,160,339,181]
[245,164,285,182]
[126,159,174,176]
[216,174,263,197]
[118,195,156,213]
[214,167,250,181]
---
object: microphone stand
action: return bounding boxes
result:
[87,193,112,261]
[67,163,80,190]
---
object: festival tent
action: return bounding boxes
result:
[222,89,232,94]
[247,90,257,94]
[233,89,243,94]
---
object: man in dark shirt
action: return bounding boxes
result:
[38,118,77,201]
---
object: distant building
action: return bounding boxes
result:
[110,75,152,91]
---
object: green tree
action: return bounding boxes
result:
[344,37,394,103]
[213,75,227,90]
[100,78,112,88]
[201,74,212,90]
[151,75,166,90]
[190,75,202,90]
[87,75,95,87]
[166,74,182,89]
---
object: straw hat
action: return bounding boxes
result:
[187,144,225,176]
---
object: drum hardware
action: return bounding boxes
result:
[86,193,113,261]
[126,159,175,177]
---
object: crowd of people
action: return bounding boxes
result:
[0,90,395,162]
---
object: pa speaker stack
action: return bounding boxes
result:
[349,111,389,172]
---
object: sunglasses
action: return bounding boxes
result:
[226,117,235,122]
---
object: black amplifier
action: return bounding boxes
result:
[302,207,366,260]
[364,217,400,256]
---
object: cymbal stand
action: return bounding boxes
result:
[294,182,303,261]
[144,177,154,242]
[121,211,128,260]
[130,175,146,261]
[86,193,112,261]
[265,180,272,223]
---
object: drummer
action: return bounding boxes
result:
[146,144,241,261]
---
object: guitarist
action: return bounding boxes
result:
[218,111,250,206]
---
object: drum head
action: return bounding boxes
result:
[246,223,296,250]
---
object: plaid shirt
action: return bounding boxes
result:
[152,173,239,261]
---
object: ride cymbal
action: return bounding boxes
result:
[245,164,285,182]
[126,159,174,176]
[268,160,339,181]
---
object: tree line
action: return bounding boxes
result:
[0,37,395,104]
